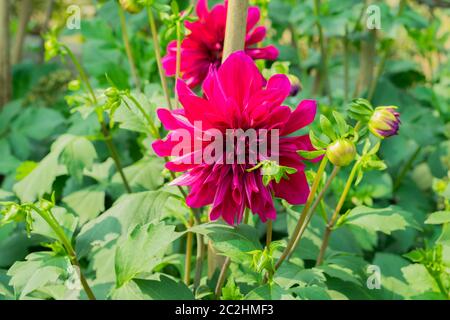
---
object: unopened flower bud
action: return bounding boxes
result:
[119,0,143,14]
[288,75,302,97]
[68,80,81,91]
[368,106,400,139]
[105,87,119,98]
[326,139,356,167]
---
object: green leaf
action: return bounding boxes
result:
[401,264,439,294]
[244,283,288,300]
[112,157,164,191]
[332,111,348,137]
[7,252,71,299]
[76,190,174,257]
[60,136,97,182]
[13,152,62,203]
[319,115,336,140]
[274,262,326,289]
[291,286,332,300]
[425,211,450,225]
[190,223,262,263]
[135,275,194,300]
[62,186,105,225]
[341,206,417,236]
[298,149,326,159]
[115,222,180,287]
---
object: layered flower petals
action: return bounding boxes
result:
[153,52,318,225]
[162,0,278,88]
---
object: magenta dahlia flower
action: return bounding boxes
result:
[153,52,317,225]
[162,0,279,88]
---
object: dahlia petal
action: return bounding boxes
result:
[218,51,264,108]
[266,74,291,104]
[196,0,209,21]
[162,41,177,76]
[157,108,192,131]
[176,80,217,128]
[246,6,261,32]
[281,99,317,136]
[273,169,309,205]
[246,26,267,46]
[245,45,279,60]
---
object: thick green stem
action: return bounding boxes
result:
[274,156,328,271]
[31,205,96,300]
[222,0,249,62]
[147,6,173,110]
[289,165,340,259]
[316,162,358,266]
[118,6,141,89]
[63,44,131,193]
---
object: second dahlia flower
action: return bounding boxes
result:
[162,0,278,88]
[153,52,318,225]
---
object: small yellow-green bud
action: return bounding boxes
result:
[68,80,81,91]
[326,139,356,167]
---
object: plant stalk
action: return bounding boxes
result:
[184,217,194,285]
[146,6,173,110]
[289,165,340,258]
[274,156,328,271]
[214,257,231,299]
[266,220,273,247]
[316,162,358,266]
[118,5,141,89]
[31,205,96,300]
[63,45,132,193]
[174,20,182,107]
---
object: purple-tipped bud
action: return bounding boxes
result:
[368,106,400,138]
[288,75,302,97]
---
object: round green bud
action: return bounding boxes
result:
[326,139,356,167]
[68,79,81,91]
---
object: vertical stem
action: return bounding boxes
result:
[184,218,194,285]
[344,24,349,102]
[147,6,173,110]
[118,6,141,89]
[31,206,96,300]
[12,0,32,65]
[316,162,358,266]
[266,220,273,247]
[222,0,249,62]
[274,156,328,271]
[193,233,205,290]
[314,0,331,104]
[174,20,182,107]
[63,45,131,193]
[214,257,231,299]
[289,165,340,258]
[0,0,11,108]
